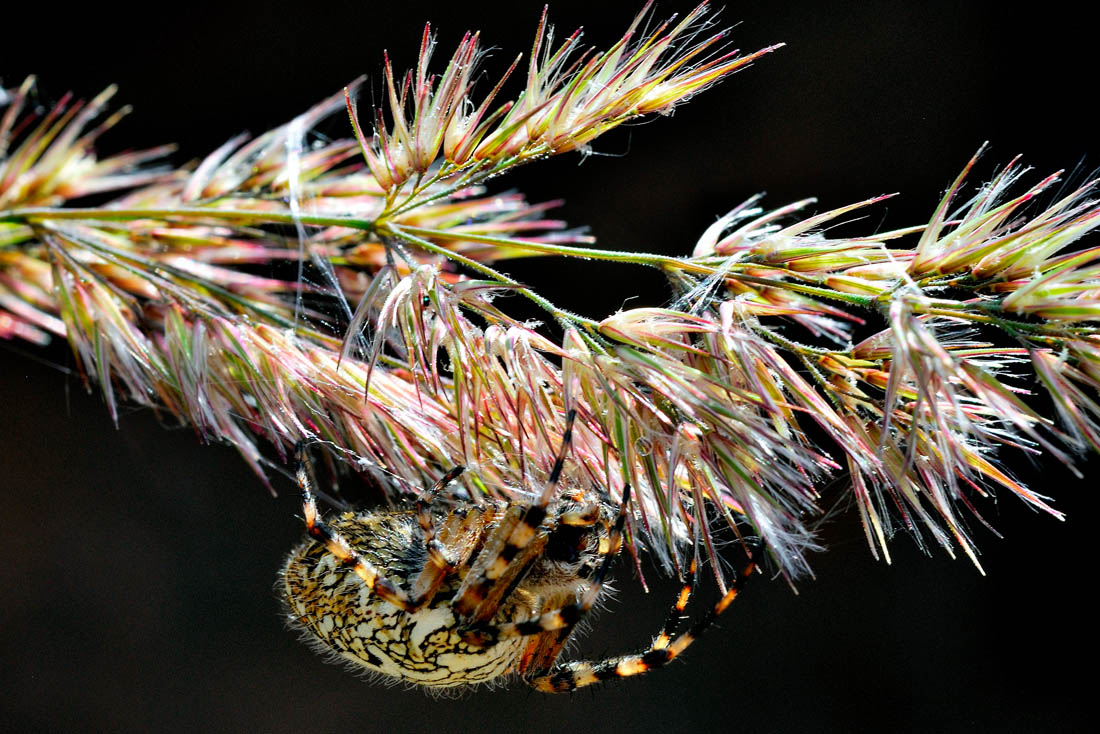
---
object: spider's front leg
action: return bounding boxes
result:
[407,465,475,601]
[450,410,579,623]
[296,444,465,613]
[508,529,704,678]
[458,483,632,653]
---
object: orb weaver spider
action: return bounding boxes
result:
[281,412,759,692]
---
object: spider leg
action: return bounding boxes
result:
[458,491,604,626]
[557,501,602,527]
[523,530,701,681]
[406,466,468,602]
[526,550,758,693]
[653,555,698,650]
[451,410,578,622]
[652,522,709,650]
[491,489,630,678]
[452,506,549,623]
[296,444,464,613]
[461,484,632,652]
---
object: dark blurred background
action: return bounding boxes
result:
[1,1,1093,731]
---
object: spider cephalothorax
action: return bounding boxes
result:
[281,414,757,692]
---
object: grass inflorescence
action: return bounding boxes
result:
[3,2,1100,586]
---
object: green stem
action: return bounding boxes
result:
[383,224,600,332]
[918,302,1100,339]
[0,206,378,232]
[754,325,836,356]
[396,224,696,270]
[6,206,875,313]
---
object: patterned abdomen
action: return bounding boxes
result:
[281,509,532,687]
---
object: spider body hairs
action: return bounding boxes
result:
[281,412,758,692]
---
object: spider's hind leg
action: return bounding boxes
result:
[653,555,699,651]
[526,543,760,693]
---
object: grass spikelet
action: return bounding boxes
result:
[3,6,1100,583]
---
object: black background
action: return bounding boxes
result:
[1,2,1094,732]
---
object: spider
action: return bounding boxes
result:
[280,413,758,692]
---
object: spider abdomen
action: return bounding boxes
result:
[282,509,535,687]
